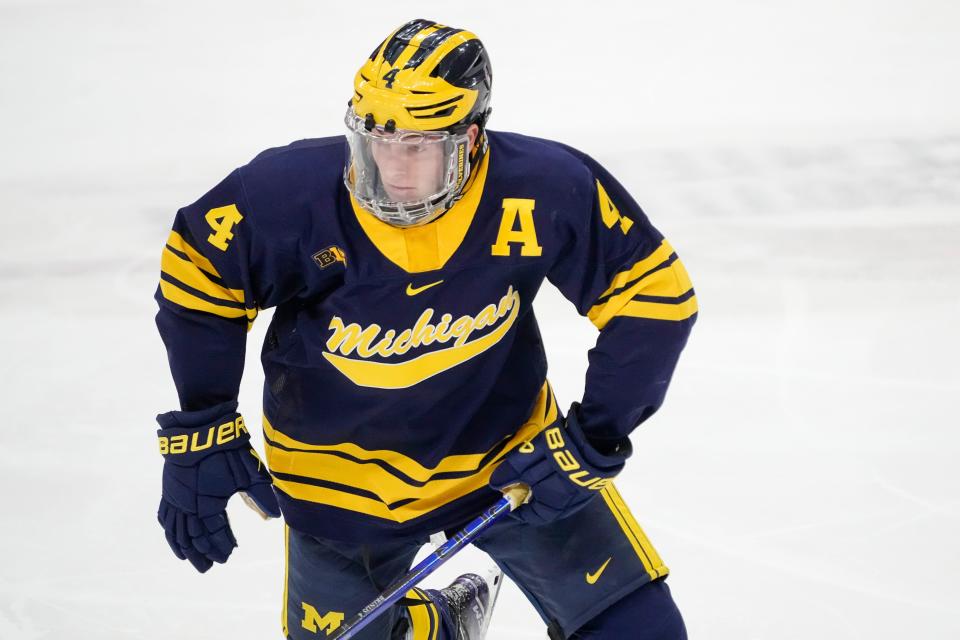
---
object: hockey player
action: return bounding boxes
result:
[154,19,696,640]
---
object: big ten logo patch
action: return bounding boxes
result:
[491,198,542,257]
[301,602,344,635]
[313,246,347,270]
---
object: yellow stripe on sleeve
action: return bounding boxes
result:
[598,239,675,299]
[161,247,245,304]
[166,230,220,277]
[159,280,257,321]
[617,296,698,322]
[588,251,696,329]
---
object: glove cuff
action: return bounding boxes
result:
[564,402,632,473]
[156,411,250,466]
[156,400,239,430]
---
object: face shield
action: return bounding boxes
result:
[343,110,472,227]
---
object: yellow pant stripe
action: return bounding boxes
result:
[608,484,666,573]
[282,525,290,637]
[600,485,666,579]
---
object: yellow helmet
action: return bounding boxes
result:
[344,19,493,227]
[350,19,492,133]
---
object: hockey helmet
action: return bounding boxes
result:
[344,19,493,227]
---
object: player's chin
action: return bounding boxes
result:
[384,185,421,201]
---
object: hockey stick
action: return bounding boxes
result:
[327,484,530,640]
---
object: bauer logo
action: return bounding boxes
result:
[157,417,248,456]
[545,426,612,491]
[313,246,347,270]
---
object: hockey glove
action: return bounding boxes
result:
[489,402,631,526]
[156,400,280,572]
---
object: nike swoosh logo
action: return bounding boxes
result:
[585,557,612,585]
[406,280,444,296]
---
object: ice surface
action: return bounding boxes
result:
[1,1,958,638]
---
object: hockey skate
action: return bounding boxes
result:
[433,568,503,639]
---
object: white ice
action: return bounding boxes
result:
[1,1,958,638]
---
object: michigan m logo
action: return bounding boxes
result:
[301,603,344,635]
[491,198,542,257]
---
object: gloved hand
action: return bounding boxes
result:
[490,402,631,526]
[156,400,280,572]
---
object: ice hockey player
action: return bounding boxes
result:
[154,18,696,640]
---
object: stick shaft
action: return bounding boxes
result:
[327,495,515,640]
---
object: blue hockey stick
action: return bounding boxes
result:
[327,484,530,640]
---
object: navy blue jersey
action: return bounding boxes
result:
[155,131,697,542]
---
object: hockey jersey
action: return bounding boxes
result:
[155,131,697,542]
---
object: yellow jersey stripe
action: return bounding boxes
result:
[588,257,695,329]
[264,378,551,483]
[166,230,220,277]
[159,279,257,321]
[267,408,549,521]
[267,445,496,506]
[598,239,675,300]
[631,261,691,298]
[616,295,698,322]
[161,247,245,304]
[273,478,399,520]
[264,380,556,521]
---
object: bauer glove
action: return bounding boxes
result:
[489,402,631,526]
[156,400,280,572]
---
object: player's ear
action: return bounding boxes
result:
[467,124,480,151]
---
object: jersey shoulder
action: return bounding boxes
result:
[485,131,644,236]
[233,136,346,235]
[486,130,596,189]
[240,135,345,202]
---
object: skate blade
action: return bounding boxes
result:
[479,567,504,639]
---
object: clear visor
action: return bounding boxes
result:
[343,110,471,227]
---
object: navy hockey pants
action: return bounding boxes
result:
[282,483,685,639]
